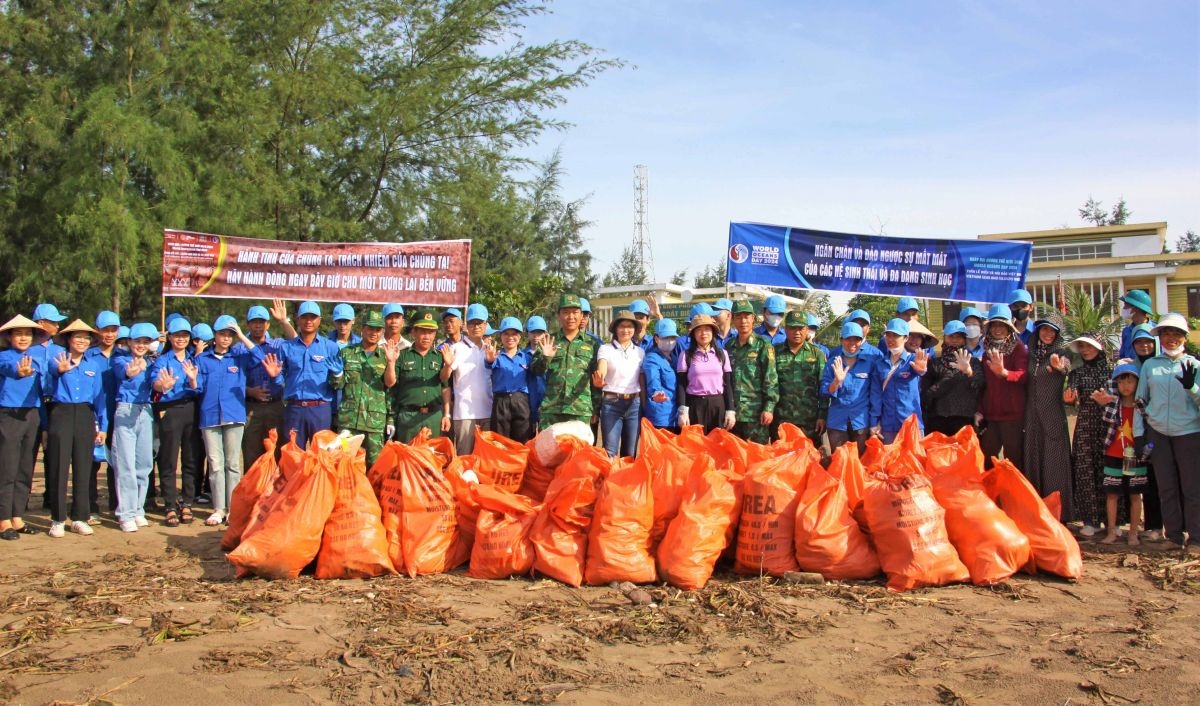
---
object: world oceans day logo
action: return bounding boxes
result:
[728,243,749,264]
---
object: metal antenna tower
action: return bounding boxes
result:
[633,164,653,280]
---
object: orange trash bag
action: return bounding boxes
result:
[410,427,457,469]
[794,447,881,580]
[530,444,608,587]
[982,459,1082,580]
[734,450,808,576]
[467,429,529,491]
[584,456,655,585]
[469,484,538,579]
[862,454,970,592]
[443,460,481,567]
[399,446,466,577]
[518,435,585,503]
[1044,491,1063,522]
[227,449,338,579]
[221,429,280,551]
[924,430,1030,585]
[316,447,396,579]
[656,457,735,590]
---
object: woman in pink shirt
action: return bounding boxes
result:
[675,314,735,433]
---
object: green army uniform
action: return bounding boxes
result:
[330,312,391,466]
[726,300,779,444]
[530,294,599,427]
[772,311,827,442]
[392,309,449,443]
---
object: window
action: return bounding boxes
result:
[941,301,963,324]
[1031,241,1113,263]
[1189,286,1200,320]
[1028,280,1120,314]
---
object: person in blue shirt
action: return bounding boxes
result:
[110,322,163,533]
[0,315,47,540]
[642,318,679,431]
[628,299,657,353]
[238,302,291,473]
[712,297,734,342]
[870,318,929,443]
[753,295,787,345]
[149,317,200,527]
[45,320,109,537]
[190,323,213,356]
[876,297,921,351]
[267,300,345,451]
[1008,289,1035,346]
[959,307,987,359]
[579,297,604,347]
[30,304,67,504]
[183,315,272,526]
[84,311,123,521]
[1117,290,1155,361]
[821,322,874,454]
[805,313,830,357]
[845,309,884,362]
[486,317,534,442]
[525,316,548,429]
[327,303,361,432]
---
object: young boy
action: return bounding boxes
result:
[1099,362,1146,546]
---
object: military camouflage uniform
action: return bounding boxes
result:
[330,343,391,466]
[531,331,599,427]
[772,340,827,442]
[392,347,448,444]
[725,334,779,444]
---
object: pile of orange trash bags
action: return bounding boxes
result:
[222,417,1081,592]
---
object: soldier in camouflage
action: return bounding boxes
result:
[725,300,778,444]
[772,310,828,445]
[392,309,452,443]
[530,293,599,427]
[329,310,396,466]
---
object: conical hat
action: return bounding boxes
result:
[54,319,99,346]
[0,314,40,333]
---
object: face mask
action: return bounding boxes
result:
[1120,306,1134,321]
[149,340,161,354]
[888,345,905,356]
[764,314,783,329]
[805,330,816,341]
[1162,344,1186,358]
[1012,308,1030,322]
[964,325,981,339]
[841,350,858,360]
[656,340,675,354]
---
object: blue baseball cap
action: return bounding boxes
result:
[848,309,871,325]
[191,323,213,342]
[959,307,984,323]
[525,316,547,333]
[33,303,66,322]
[246,305,270,322]
[95,311,121,329]
[1131,325,1156,342]
[443,308,462,320]
[840,322,864,340]
[655,319,679,338]
[332,303,355,321]
[1112,362,1141,380]
[763,295,786,314]
[896,297,919,314]
[213,315,238,332]
[579,297,592,313]
[167,318,192,335]
[1008,289,1033,306]
[382,303,405,317]
[116,326,130,340]
[498,316,523,333]
[485,324,498,336]
[629,299,652,316]
[465,303,489,322]
[297,301,321,317]
[806,313,820,328]
[943,320,967,336]
[165,312,183,325]
[688,302,715,321]
[885,318,910,337]
[128,322,159,341]
[713,298,734,312]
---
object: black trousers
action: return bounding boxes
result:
[491,392,532,443]
[47,403,95,523]
[980,419,1024,470]
[687,394,725,434]
[155,399,200,509]
[0,407,39,521]
[927,415,975,437]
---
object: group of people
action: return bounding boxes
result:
[0,287,1196,552]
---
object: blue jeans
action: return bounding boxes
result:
[112,403,154,522]
[202,424,245,514]
[600,396,640,458]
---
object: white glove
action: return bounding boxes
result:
[724,410,737,430]
[385,424,395,439]
[870,425,883,439]
[677,406,690,428]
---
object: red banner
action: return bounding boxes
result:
[161,230,471,307]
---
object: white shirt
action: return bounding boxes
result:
[449,338,492,420]
[598,340,644,395]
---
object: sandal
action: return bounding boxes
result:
[204,512,224,527]
[179,506,194,524]
[165,510,180,527]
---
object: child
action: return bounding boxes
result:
[642,319,679,432]
[0,315,47,539]
[486,317,533,442]
[1100,363,1146,546]
[111,323,160,532]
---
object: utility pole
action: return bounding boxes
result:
[633,164,653,281]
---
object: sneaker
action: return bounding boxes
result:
[70,521,94,536]
[195,493,212,505]
[134,516,149,528]
[1141,529,1163,542]
[1079,525,1100,537]
[119,520,138,533]
[48,522,66,538]
[87,515,102,526]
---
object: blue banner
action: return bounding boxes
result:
[726,222,1031,303]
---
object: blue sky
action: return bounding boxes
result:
[518,1,1200,288]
